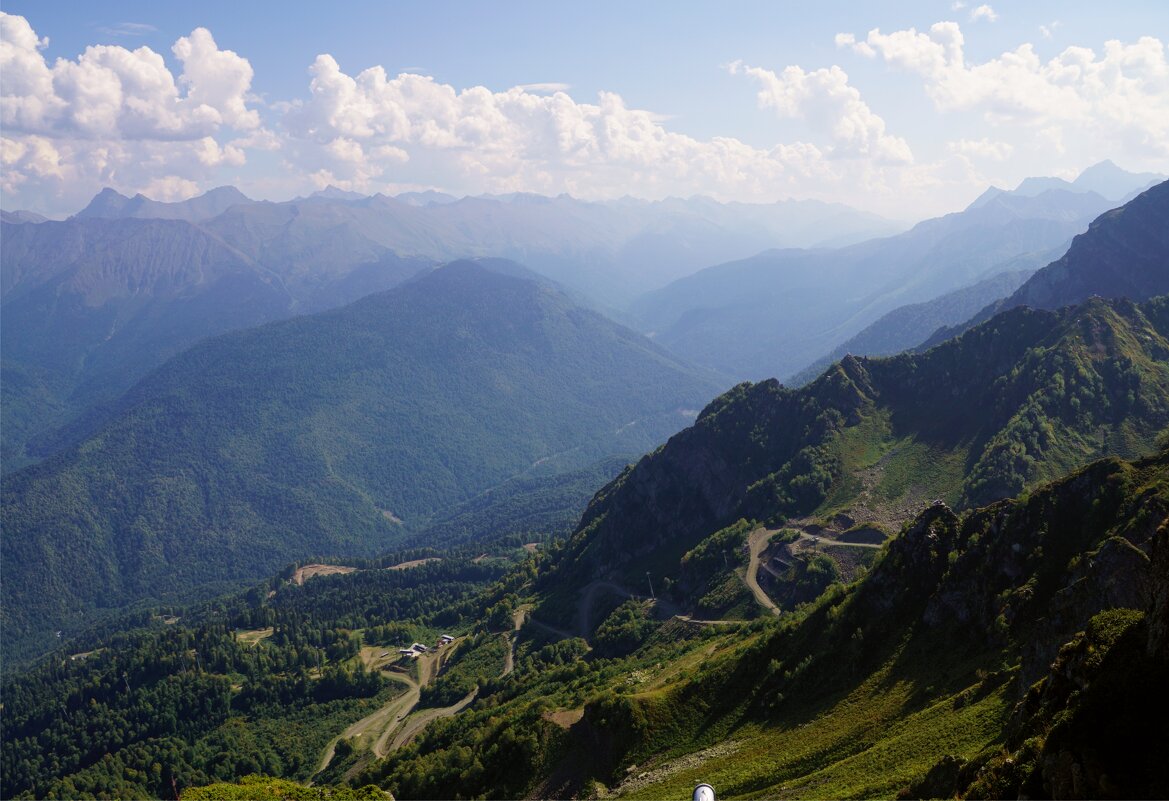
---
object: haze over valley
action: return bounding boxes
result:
[2,4,1168,800]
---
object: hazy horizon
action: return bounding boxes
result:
[3,2,1167,220]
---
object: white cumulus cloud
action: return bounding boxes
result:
[274,53,850,200]
[728,60,912,164]
[0,12,265,212]
[970,5,998,23]
[839,22,1169,158]
[947,137,1014,160]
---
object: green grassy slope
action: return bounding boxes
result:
[5,451,1164,800]
[542,296,1169,624]
[589,449,1169,799]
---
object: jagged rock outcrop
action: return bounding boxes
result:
[902,451,1169,800]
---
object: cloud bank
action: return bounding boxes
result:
[839,21,1169,157]
[1,13,258,206]
[2,11,1167,218]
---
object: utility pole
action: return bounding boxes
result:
[646,572,655,600]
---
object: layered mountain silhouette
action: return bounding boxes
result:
[58,185,900,303]
[924,178,1169,348]
[0,214,433,469]
[968,158,1164,208]
[0,261,720,656]
[74,186,254,223]
[631,187,1116,382]
[1,186,899,470]
[789,266,1035,385]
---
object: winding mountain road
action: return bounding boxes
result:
[314,670,418,777]
[744,526,886,615]
[386,688,479,751]
[745,528,782,615]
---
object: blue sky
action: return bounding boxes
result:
[3,1,1167,219]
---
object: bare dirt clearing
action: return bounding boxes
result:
[386,557,442,571]
[235,627,274,646]
[542,708,585,729]
[292,564,357,585]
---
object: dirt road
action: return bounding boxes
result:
[314,671,417,776]
[574,579,681,636]
[501,607,527,677]
[387,688,479,751]
[315,644,454,777]
[745,526,884,616]
[745,528,781,615]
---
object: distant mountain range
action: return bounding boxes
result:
[0,261,720,658]
[631,161,1164,383]
[6,165,1154,473]
[62,185,903,304]
[0,209,47,224]
[789,266,1036,385]
[0,215,433,470]
[0,186,901,470]
[923,178,1169,348]
[632,188,1113,382]
[74,186,254,223]
[969,158,1164,208]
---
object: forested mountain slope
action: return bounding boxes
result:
[4,424,1164,801]
[581,449,1169,799]
[545,295,1169,614]
[0,214,432,470]
[0,261,720,659]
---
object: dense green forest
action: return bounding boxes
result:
[1,262,718,660]
[0,549,530,799]
[405,456,630,551]
[0,623,385,800]
[7,445,1165,800]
